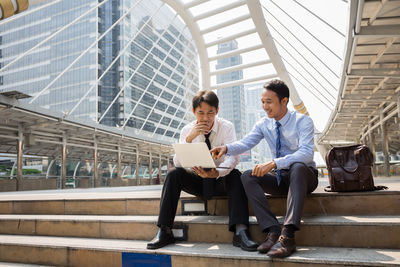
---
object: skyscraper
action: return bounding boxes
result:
[215,40,246,139]
[245,82,272,166]
[0,0,199,143]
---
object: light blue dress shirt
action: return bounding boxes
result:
[226,110,316,170]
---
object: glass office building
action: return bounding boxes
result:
[215,40,246,139]
[0,0,198,142]
[244,82,272,165]
[0,0,98,119]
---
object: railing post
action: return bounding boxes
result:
[61,134,67,189]
[368,123,377,176]
[16,124,24,191]
[380,109,390,177]
[93,136,98,187]
[149,152,152,185]
[136,145,140,185]
[158,153,162,184]
[117,145,122,181]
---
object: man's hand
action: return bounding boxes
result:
[210,145,227,159]
[192,167,219,178]
[252,161,277,177]
[186,121,210,143]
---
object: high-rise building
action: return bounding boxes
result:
[0,0,199,143]
[215,40,246,139]
[245,82,272,166]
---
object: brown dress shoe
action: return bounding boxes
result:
[257,232,280,253]
[267,235,296,258]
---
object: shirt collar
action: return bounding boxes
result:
[210,117,219,134]
[274,110,290,128]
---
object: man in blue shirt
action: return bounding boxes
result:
[211,79,318,258]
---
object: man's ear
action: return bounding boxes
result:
[282,97,289,106]
[216,107,219,115]
[192,108,195,114]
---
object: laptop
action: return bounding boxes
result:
[172,143,230,169]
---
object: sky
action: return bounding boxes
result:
[177,0,350,132]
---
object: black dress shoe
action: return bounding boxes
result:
[147,228,175,249]
[233,229,258,251]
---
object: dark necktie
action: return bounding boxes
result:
[203,131,214,200]
[275,121,282,186]
[204,132,212,150]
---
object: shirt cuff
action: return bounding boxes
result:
[216,168,230,178]
[274,158,285,170]
[226,144,232,155]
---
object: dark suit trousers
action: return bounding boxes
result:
[241,162,318,231]
[157,167,249,232]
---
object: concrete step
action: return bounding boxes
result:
[1,190,399,216]
[0,263,52,267]
[0,214,399,249]
[0,235,399,267]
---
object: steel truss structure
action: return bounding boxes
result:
[318,0,400,176]
[0,0,399,187]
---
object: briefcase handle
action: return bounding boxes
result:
[331,148,358,173]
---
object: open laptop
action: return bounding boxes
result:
[172,143,230,169]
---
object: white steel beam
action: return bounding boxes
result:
[193,0,246,21]
[247,0,303,106]
[208,44,263,61]
[360,105,398,140]
[200,14,251,34]
[183,0,209,9]
[210,59,271,76]
[348,68,400,78]
[369,38,396,67]
[163,0,210,89]
[367,0,388,25]
[210,74,277,90]
[372,77,389,94]
[205,28,257,47]
[357,25,400,38]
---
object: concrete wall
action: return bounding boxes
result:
[0,178,58,192]
[0,176,163,192]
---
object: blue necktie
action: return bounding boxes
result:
[275,121,282,186]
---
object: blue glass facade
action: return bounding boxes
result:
[0,0,98,119]
[216,40,246,139]
[0,0,199,142]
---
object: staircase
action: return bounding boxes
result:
[0,178,399,267]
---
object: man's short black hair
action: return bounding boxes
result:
[192,90,219,110]
[264,79,290,104]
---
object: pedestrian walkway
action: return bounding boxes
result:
[0,176,399,200]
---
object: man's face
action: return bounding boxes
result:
[192,102,218,131]
[261,89,288,121]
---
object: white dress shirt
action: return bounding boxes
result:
[173,116,240,178]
